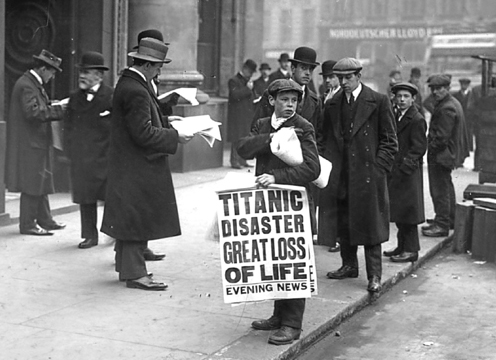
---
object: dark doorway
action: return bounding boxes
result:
[197,0,221,95]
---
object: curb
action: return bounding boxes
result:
[276,235,454,360]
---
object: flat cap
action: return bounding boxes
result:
[268,79,303,99]
[333,57,362,75]
[427,74,451,87]
[391,81,418,96]
[459,77,471,84]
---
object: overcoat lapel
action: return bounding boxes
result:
[396,106,415,134]
[351,86,377,138]
[329,91,344,151]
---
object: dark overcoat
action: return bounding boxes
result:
[237,113,320,189]
[64,84,113,204]
[253,76,270,99]
[319,85,398,246]
[428,93,469,169]
[101,69,181,242]
[5,71,64,195]
[268,69,290,84]
[388,105,427,224]
[227,73,255,142]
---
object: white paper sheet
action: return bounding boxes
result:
[170,115,222,147]
[158,87,199,106]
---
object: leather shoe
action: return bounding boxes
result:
[20,224,53,236]
[328,243,340,252]
[391,251,418,263]
[326,265,358,279]
[243,163,254,168]
[39,222,66,231]
[251,316,281,330]
[383,247,401,257]
[126,276,167,291]
[421,223,433,231]
[422,224,448,237]
[426,218,435,224]
[78,238,98,249]
[367,275,382,293]
[268,326,301,345]
[231,164,242,169]
[144,248,166,261]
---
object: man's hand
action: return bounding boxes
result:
[247,80,254,90]
[256,173,275,187]
[177,128,195,144]
[168,115,184,122]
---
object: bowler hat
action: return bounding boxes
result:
[259,63,271,71]
[391,82,418,96]
[77,51,109,71]
[268,79,303,100]
[428,74,451,87]
[128,37,172,63]
[278,53,290,62]
[133,29,170,49]
[332,57,362,75]
[320,60,337,76]
[243,59,257,72]
[410,67,421,77]
[290,47,320,67]
[33,49,62,72]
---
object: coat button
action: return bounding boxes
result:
[366,177,371,183]
[365,161,369,167]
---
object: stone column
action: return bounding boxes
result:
[0,0,10,225]
[127,0,204,91]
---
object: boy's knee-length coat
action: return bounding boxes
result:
[319,85,398,246]
[101,69,181,241]
[388,105,427,225]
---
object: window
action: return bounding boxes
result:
[439,0,464,18]
[401,41,426,62]
[280,9,292,43]
[402,0,425,19]
[368,0,388,19]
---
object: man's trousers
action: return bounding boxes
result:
[114,240,148,281]
[19,193,54,231]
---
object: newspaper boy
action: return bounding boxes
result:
[237,79,320,345]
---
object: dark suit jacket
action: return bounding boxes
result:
[253,76,270,99]
[65,84,113,204]
[388,105,427,224]
[227,73,255,142]
[101,69,181,241]
[319,84,398,246]
[5,71,65,195]
[268,69,290,84]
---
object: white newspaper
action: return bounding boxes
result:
[158,87,199,106]
[170,115,222,147]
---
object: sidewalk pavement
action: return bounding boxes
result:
[0,156,479,360]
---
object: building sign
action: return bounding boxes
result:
[431,33,496,49]
[329,26,444,40]
[216,185,317,304]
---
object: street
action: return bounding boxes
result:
[296,247,496,360]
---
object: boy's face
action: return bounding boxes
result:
[395,89,415,111]
[269,90,299,118]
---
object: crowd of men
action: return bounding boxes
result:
[4,33,472,346]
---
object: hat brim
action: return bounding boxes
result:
[392,85,417,96]
[33,55,63,72]
[132,42,171,50]
[319,71,335,76]
[128,52,172,63]
[289,59,320,67]
[332,68,362,75]
[77,64,109,71]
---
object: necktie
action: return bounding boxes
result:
[349,93,355,107]
[394,108,401,122]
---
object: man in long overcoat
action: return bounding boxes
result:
[101,38,193,290]
[268,53,291,84]
[384,82,427,263]
[5,49,67,236]
[322,58,398,293]
[422,74,467,237]
[227,59,257,169]
[64,51,112,249]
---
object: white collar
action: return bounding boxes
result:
[90,83,101,93]
[271,111,296,130]
[280,68,289,76]
[129,67,147,82]
[351,82,362,100]
[29,69,43,85]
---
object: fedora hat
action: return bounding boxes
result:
[320,60,337,76]
[128,37,172,63]
[243,59,257,72]
[77,51,109,71]
[33,49,62,72]
[133,29,170,49]
[259,63,271,71]
[289,47,320,67]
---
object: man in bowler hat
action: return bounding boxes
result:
[253,62,272,99]
[64,51,113,249]
[269,52,291,83]
[320,59,340,108]
[321,58,398,293]
[101,37,194,290]
[5,49,67,236]
[384,82,427,263]
[227,59,257,169]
